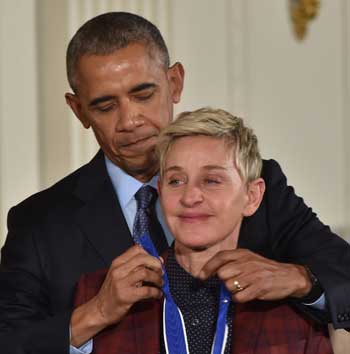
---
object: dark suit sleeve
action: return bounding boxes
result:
[261,159,350,330]
[0,207,72,354]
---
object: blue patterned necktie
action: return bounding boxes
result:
[133,185,158,243]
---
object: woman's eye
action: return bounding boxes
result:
[204,178,221,185]
[168,179,183,186]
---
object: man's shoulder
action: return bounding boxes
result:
[8,152,105,229]
[12,167,81,210]
[261,159,284,180]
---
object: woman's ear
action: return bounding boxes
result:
[157,178,162,196]
[243,178,266,217]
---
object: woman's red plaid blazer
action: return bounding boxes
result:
[74,268,333,354]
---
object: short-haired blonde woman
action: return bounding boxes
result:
[74,108,333,354]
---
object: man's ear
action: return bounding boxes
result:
[167,62,185,104]
[65,92,91,129]
[243,178,266,217]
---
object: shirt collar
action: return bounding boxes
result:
[104,155,159,208]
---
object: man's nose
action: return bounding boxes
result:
[180,184,203,207]
[116,100,141,132]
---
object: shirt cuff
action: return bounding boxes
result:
[303,292,326,311]
[69,324,93,354]
[70,340,93,354]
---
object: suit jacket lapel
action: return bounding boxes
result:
[74,151,134,266]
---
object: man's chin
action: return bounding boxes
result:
[120,160,159,181]
[105,150,158,179]
[118,136,158,157]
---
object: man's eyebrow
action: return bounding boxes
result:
[129,82,156,94]
[88,83,156,107]
[88,95,115,107]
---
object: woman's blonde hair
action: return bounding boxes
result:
[157,107,262,182]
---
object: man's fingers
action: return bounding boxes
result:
[215,261,242,280]
[134,285,163,300]
[226,277,247,294]
[226,264,303,303]
[201,249,311,303]
[216,257,277,281]
[199,251,234,279]
[94,256,164,325]
[199,249,250,280]
[109,251,163,280]
[224,272,265,303]
[230,276,277,303]
[110,244,147,268]
[127,266,164,289]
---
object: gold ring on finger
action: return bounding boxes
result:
[233,280,244,292]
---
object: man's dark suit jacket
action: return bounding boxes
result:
[73,268,333,354]
[0,150,350,353]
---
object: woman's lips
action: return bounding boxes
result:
[178,213,212,223]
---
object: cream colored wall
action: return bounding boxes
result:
[245,1,349,239]
[344,0,350,244]
[37,1,72,186]
[0,0,40,240]
[1,0,349,241]
[1,0,349,243]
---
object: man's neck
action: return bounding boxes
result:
[105,153,159,183]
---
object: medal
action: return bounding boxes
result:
[139,233,231,354]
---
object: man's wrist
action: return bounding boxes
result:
[70,298,107,348]
[300,266,324,304]
[288,264,312,298]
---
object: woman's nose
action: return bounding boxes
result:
[180,184,203,207]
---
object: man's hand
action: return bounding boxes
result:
[70,245,163,347]
[199,249,312,303]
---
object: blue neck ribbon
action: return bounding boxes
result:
[139,233,232,354]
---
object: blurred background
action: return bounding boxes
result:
[0,0,349,350]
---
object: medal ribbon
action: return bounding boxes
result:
[139,233,231,354]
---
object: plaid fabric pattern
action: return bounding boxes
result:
[74,268,161,354]
[74,269,333,354]
[232,301,333,354]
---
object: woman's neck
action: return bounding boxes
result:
[174,231,239,277]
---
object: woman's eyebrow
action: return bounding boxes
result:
[164,166,182,174]
[201,165,228,171]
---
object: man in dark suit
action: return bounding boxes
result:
[0,11,349,354]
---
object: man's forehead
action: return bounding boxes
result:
[77,43,164,73]
[75,45,166,96]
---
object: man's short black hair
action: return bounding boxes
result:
[66,12,170,92]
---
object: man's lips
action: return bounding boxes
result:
[118,135,157,150]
